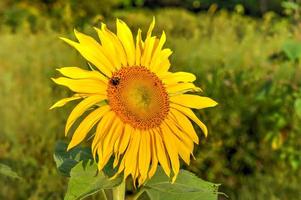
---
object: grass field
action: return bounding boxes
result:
[1,8,301,200]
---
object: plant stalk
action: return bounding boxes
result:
[132,189,145,200]
[112,180,126,200]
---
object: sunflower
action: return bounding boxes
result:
[51,18,217,185]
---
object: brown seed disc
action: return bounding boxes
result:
[107,66,169,129]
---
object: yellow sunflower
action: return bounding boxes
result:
[51,18,217,185]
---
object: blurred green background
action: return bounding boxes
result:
[1,0,301,199]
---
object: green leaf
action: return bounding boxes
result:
[53,140,93,176]
[282,1,299,10]
[143,167,220,200]
[64,161,122,200]
[0,163,21,179]
[294,98,301,118]
[282,40,301,61]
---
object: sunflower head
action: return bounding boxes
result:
[51,18,217,186]
[107,66,169,130]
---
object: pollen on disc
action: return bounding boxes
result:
[107,66,169,129]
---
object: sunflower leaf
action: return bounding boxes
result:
[143,167,220,200]
[53,140,92,177]
[0,163,21,180]
[64,161,122,200]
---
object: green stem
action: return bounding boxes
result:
[112,180,126,200]
[100,189,108,200]
[132,189,145,200]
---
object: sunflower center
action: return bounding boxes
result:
[107,66,169,129]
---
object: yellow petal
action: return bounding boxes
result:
[113,119,125,154]
[67,105,110,150]
[116,19,135,66]
[150,48,172,73]
[149,31,167,71]
[164,120,191,165]
[135,29,143,66]
[140,17,157,68]
[169,108,199,144]
[170,104,208,137]
[112,122,127,169]
[50,96,81,109]
[158,59,171,74]
[138,132,147,176]
[111,155,125,180]
[113,153,120,169]
[170,94,218,109]
[113,152,120,169]
[98,114,118,170]
[138,130,151,181]
[148,130,158,178]
[73,29,115,70]
[160,124,180,181]
[138,175,146,187]
[60,37,113,77]
[97,146,103,167]
[141,36,156,68]
[160,72,196,85]
[57,67,108,83]
[91,111,115,158]
[65,95,106,136]
[124,129,140,179]
[95,25,121,69]
[167,82,202,95]
[118,124,133,155]
[177,141,191,165]
[101,117,118,155]
[51,77,107,94]
[99,25,128,67]
[147,17,155,38]
[164,116,194,151]
[153,129,171,177]
[106,119,124,167]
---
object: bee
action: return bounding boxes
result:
[110,76,120,86]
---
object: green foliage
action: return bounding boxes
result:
[102,0,284,15]
[54,141,93,177]
[282,40,301,61]
[144,167,219,200]
[0,0,121,32]
[0,164,21,179]
[0,31,82,200]
[0,0,294,33]
[54,141,123,200]
[294,98,301,118]
[282,0,301,20]
[65,161,122,200]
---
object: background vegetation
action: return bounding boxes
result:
[1,0,301,199]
